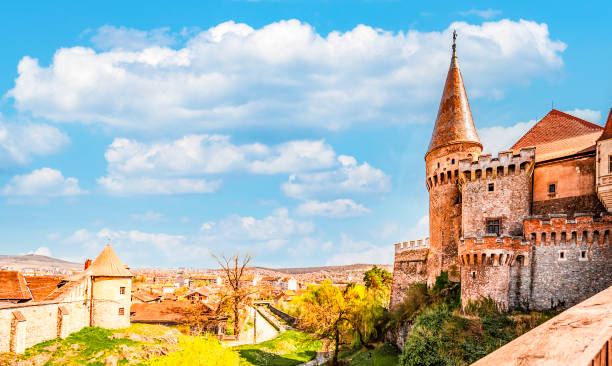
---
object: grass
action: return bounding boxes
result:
[233,330,322,366]
[336,343,400,366]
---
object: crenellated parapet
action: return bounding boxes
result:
[458,147,535,185]
[395,237,430,253]
[459,235,530,267]
[523,214,612,247]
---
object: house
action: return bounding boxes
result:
[131,292,162,304]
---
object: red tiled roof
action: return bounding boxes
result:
[597,108,612,142]
[130,301,193,324]
[0,271,32,301]
[87,244,132,277]
[512,109,603,162]
[24,276,64,301]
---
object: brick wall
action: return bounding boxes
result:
[532,194,606,216]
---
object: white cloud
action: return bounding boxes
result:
[104,135,336,176]
[0,119,69,166]
[8,19,566,131]
[296,199,370,218]
[29,247,52,257]
[564,108,601,123]
[200,207,314,249]
[2,168,87,197]
[131,211,165,222]
[478,120,537,154]
[90,25,176,51]
[97,176,220,195]
[282,155,390,199]
[459,9,502,19]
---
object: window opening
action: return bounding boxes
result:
[486,219,500,235]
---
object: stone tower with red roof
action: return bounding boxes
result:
[424,34,482,285]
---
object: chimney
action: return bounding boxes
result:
[84,259,92,270]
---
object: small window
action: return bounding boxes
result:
[118,307,125,315]
[437,163,440,168]
[580,250,588,261]
[549,184,556,193]
[471,271,476,279]
[451,158,455,164]
[488,183,494,192]
[558,250,567,261]
[486,219,500,235]
[609,155,612,173]
[120,287,126,295]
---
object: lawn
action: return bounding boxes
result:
[336,343,400,366]
[233,330,322,366]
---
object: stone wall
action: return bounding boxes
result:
[460,149,534,237]
[523,215,612,310]
[532,194,606,217]
[389,240,429,308]
[0,281,90,353]
[92,276,132,329]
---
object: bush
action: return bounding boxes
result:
[148,336,241,366]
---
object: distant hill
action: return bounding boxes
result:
[0,254,81,271]
[254,263,392,275]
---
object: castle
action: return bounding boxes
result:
[390,38,612,312]
[0,244,132,354]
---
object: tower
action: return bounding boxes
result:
[87,244,133,329]
[425,31,482,285]
[596,108,612,211]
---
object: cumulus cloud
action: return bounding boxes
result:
[2,168,87,197]
[29,247,52,257]
[478,120,537,154]
[8,19,566,131]
[282,155,390,199]
[564,108,601,123]
[97,176,221,195]
[0,119,69,166]
[296,199,370,217]
[104,135,336,176]
[459,9,502,19]
[200,208,314,249]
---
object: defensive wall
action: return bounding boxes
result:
[389,238,429,308]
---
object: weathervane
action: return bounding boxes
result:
[452,29,457,54]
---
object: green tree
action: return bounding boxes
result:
[363,265,393,291]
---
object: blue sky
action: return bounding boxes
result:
[0,1,610,268]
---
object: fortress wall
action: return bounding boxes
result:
[92,277,132,329]
[389,243,429,308]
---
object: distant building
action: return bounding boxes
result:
[0,244,132,354]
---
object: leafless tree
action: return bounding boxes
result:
[212,252,254,338]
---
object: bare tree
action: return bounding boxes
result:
[212,252,254,338]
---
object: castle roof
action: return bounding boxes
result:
[512,109,603,162]
[597,108,612,142]
[24,276,64,301]
[0,271,32,301]
[426,45,482,155]
[87,244,132,277]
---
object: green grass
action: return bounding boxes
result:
[337,343,400,366]
[233,330,322,366]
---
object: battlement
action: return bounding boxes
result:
[394,237,430,253]
[459,147,535,183]
[459,236,529,267]
[523,213,612,246]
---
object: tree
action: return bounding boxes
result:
[363,265,393,291]
[212,252,254,338]
[296,281,385,365]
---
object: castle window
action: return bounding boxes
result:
[558,250,567,261]
[551,232,556,245]
[548,184,556,194]
[609,155,612,173]
[582,231,588,245]
[579,250,588,261]
[471,271,476,279]
[541,233,547,245]
[488,183,494,192]
[120,287,126,295]
[560,232,567,245]
[571,231,577,245]
[437,163,440,168]
[118,307,125,315]
[486,219,500,235]
[452,158,455,164]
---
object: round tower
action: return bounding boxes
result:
[425,33,482,285]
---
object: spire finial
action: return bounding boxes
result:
[452,29,457,55]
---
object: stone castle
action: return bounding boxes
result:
[390,40,612,312]
[0,244,131,354]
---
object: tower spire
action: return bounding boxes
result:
[426,30,481,156]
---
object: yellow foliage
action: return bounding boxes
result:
[148,336,241,366]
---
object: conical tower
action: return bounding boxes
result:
[425,32,482,285]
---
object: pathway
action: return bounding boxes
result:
[225,307,279,346]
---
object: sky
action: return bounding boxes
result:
[0,0,610,269]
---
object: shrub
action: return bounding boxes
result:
[148,336,241,366]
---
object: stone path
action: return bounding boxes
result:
[225,307,279,346]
